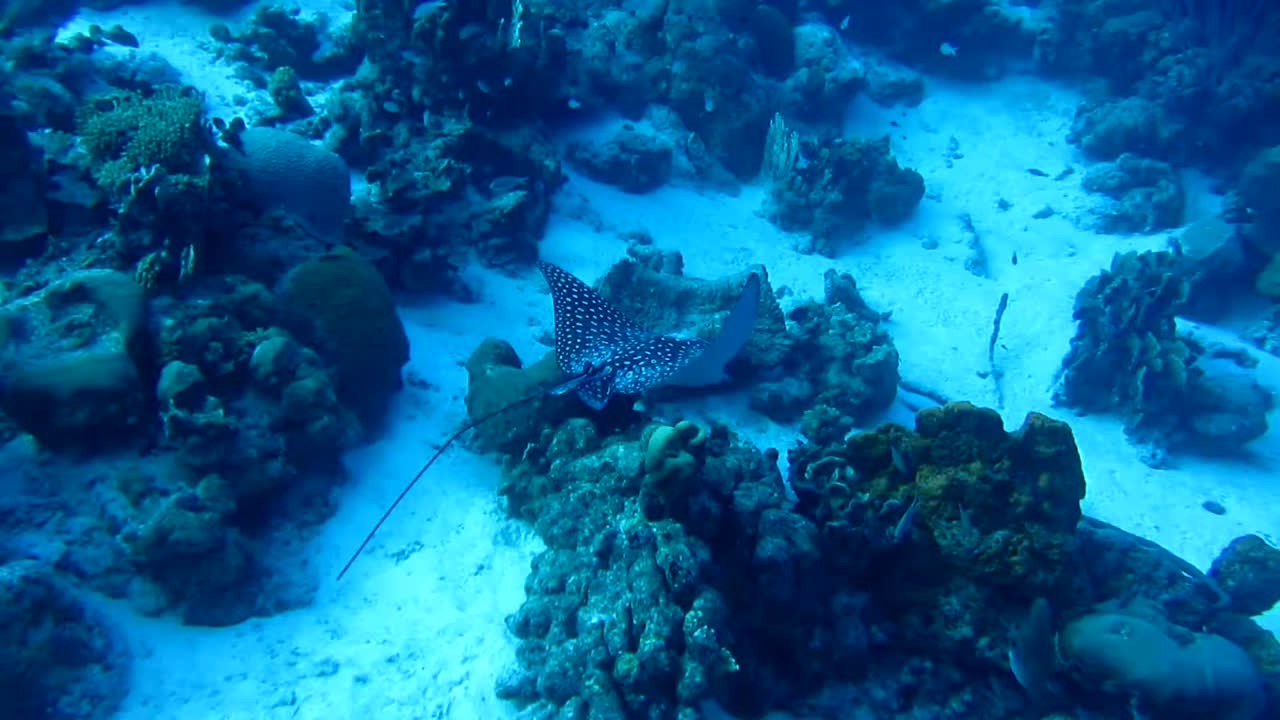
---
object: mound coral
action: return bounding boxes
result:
[282,249,409,430]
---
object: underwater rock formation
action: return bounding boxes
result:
[1057,249,1271,454]
[282,249,409,431]
[0,560,130,720]
[1051,1,1280,170]
[463,337,576,462]
[595,246,791,376]
[479,387,1279,718]
[566,126,674,193]
[1211,535,1280,618]
[1019,519,1280,719]
[760,114,924,256]
[0,269,150,451]
[487,399,1087,717]
[1081,153,1184,233]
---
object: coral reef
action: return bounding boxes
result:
[208,5,359,82]
[495,417,779,717]
[780,269,900,438]
[1211,535,1280,617]
[1238,145,1280,286]
[1068,96,1183,162]
[481,389,1279,718]
[76,84,207,195]
[1049,0,1280,170]
[0,110,48,263]
[565,126,673,193]
[640,420,707,518]
[761,114,924,256]
[0,560,130,720]
[832,0,1041,80]
[1245,306,1280,357]
[1057,250,1271,453]
[1081,153,1184,233]
[349,112,565,279]
[1,2,1278,718]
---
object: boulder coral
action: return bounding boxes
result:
[282,249,409,431]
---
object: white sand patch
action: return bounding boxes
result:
[60,0,354,120]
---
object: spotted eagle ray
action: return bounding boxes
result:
[336,261,761,579]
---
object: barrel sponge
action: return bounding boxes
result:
[232,126,350,241]
[283,249,409,430]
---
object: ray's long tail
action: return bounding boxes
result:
[335,391,543,581]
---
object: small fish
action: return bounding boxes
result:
[889,441,915,479]
[459,22,487,40]
[413,0,447,20]
[1010,597,1063,708]
[892,494,919,542]
[90,24,140,48]
[488,176,529,194]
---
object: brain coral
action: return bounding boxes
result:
[282,249,408,430]
[224,126,351,241]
